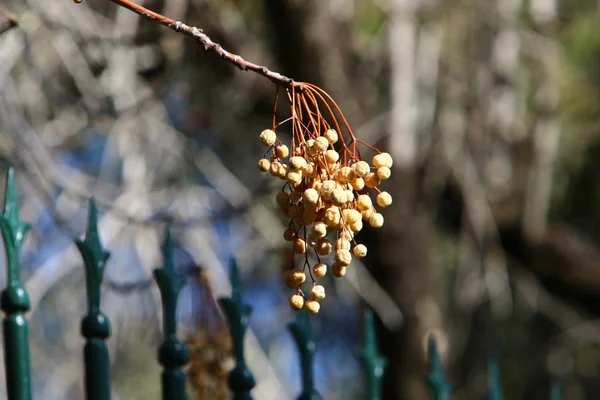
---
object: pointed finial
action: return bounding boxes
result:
[550,382,562,400]
[484,359,504,400]
[289,309,322,400]
[359,310,387,400]
[425,336,451,400]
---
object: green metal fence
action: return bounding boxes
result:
[0,167,562,399]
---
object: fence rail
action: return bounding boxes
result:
[0,168,562,399]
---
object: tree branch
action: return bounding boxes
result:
[102,0,298,88]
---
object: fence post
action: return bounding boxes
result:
[219,259,256,400]
[76,200,112,400]
[425,337,451,400]
[550,382,561,400]
[359,310,387,400]
[154,228,189,400]
[0,168,32,400]
[484,359,504,400]
[289,309,322,400]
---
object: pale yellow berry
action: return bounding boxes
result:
[369,213,384,228]
[283,229,296,241]
[260,129,277,146]
[331,264,347,277]
[324,129,338,144]
[294,238,306,254]
[270,161,282,176]
[303,188,319,205]
[323,206,341,227]
[377,167,391,180]
[335,249,352,266]
[313,263,327,277]
[315,238,332,256]
[287,171,303,185]
[314,137,329,152]
[351,177,365,191]
[352,161,370,177]
[289,156,307,170]
[320,180,337,200]
[311,285,326,301]
[342,209,362,225]
[364,172,381,188]
[285,270,306,287]
[335,167,354,184]
[345,190,355,202]
[258,159,270,172]
[349,220,363,232]
[330,188,347,207]
[277,164,289,179]
[376,191,392,208]
[335,238,351,251]
[361,207,374,220]
[353,244,367,258]
[276,145,289,158]
[340,230,354,241]
[276,191,290,206]
[305,299,320,314]
[303,163,315,176]
[313,222,327,238]
[357,195,372,211]
[290,295,304,310]
[325,150,340,164]
[373,152,393,168]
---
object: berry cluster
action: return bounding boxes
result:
[258,83,393,314]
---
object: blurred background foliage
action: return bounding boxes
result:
[1,0,600,399]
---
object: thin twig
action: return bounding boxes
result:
[102,0,300,88]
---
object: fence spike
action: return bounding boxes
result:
[219,259,256,400]
[359,310,387,400]
[154,228,189,400]
[76,199,112,400]
[0,167,32,400]
[550,382,562,400]
[289,309,322,400]
[484,359,504,400]
[425,336,451,400]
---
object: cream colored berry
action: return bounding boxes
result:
[305,300,320,314]
[303,188,319,205]
[373,152,393,168]
[331,264,347,277]
[352,161,370,177]
[342,209,362,225]
[351,177,365,191]
[283,229,296,241]
[285,270,306,287]
[361,207,374,220]
[357,194,372,211]
[353,244,367,258]
[325,129,338,144]
[335,249,352,266]
[320,180,337,200]
[302,209,317,225]
[276,191,290,206]
[313,222,327,238]
[377,167,391,180]
[340,230,354,241]
[330,188,347,207]
[303,162,315,176]
[287,171,303,185]
[270,161,282,176]
[259,129,277,146]
[335,166,354,184]
[349,220,363,232]
[314,137,329,152]
[289,156,307,170]
[290,295,304,310]
[323,206,341,227]
[364,172,381,188]
[294,238,307,254]
[311,285,326,301]
[315,238,332,256]
[376,191,392,208]
[369,213,384,228]
[306,139,317,155]
[325,150,340,164]
[276,145,289,158]
[258,159,270,172]
[345,190,355,202]
[313,263,327,277]
[335,238,351,251]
